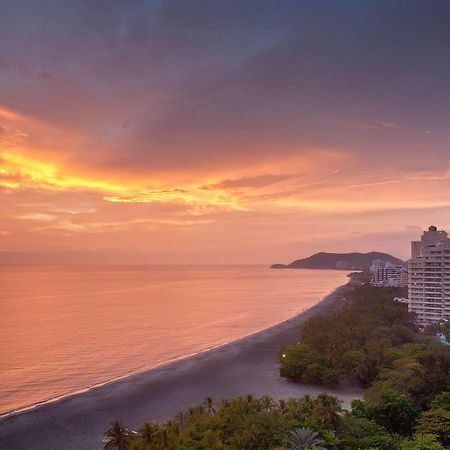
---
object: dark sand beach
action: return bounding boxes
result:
[0,279,363,450]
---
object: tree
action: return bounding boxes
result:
[286,428,327,450]
[278,399,288,415]
[103,421,133,450]
[280,343,325,382]
[202,396,216,414]
[320,368,340,387]
[430,391,450,411]
[260,394,275,411]
[311,394,342,429]
[175,411,189,434]
[341,350,371,384]
[400,433,445,450]
[350,399,369,418]
[367,389,420,436]
[365,359,428,405]
[139,422,159,449]
[199,429,224,449]
[415,408,450,446]
[155,426,171,449]
[279,283,421,391]
[416,347,450,405]
[338,416,394,449]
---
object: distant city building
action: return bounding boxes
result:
[387,265,408,287]
[371,264,407,287]
[398,269,409,288]
[370,259,390,272]
[372,267,389,285]
[408,226,450,324]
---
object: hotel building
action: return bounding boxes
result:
[408,226,450,324]
[370,259,407,287]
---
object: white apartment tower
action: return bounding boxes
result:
[408,226,450,324]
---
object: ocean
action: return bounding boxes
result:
[0,265,349,417]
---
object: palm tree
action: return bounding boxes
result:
[313,394,342,429]
[289,395,314,421]
[353,361,371,384]
[187,406,196,421]
[103,420,133,450]
[203,396,216,414]
[175,411,189,434]
[139,422,158,449]
[286,428,327,450]
[155,426,171,449]
[278,399,288,414]
[260,394,275,411]
[299,395,315,414]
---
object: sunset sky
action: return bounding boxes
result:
[1,0,450,264]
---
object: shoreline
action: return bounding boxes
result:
[0,277,363,450]
[0,279,345,421]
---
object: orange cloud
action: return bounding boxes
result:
[0,150,243,211]
[5,103,450,260]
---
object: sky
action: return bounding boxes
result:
[1,0,450,264]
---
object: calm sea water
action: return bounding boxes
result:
[0,265,349,416]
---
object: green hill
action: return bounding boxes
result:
[271,251,405,270]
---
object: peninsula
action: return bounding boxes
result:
[271,251,404,270]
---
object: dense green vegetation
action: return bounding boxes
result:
[103,390,450,449]
[104,283,450,449]
[279,284,449,407]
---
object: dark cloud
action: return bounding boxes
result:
[1,0,450,172]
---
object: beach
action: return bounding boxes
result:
[0,279,363,450]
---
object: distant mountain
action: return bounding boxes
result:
[271,252,405,270]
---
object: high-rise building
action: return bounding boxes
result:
[370,259,388,273]
[408,226,450,324]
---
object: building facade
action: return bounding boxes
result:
[371,264,408,287]
[370,259,388,273]
[408,226,450,324]
[387,265,408,287]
